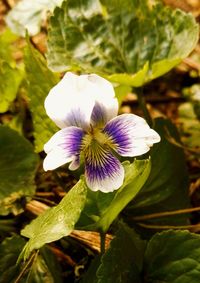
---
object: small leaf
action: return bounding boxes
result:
[24,40,59,152]
[0,126,39,215]
[0,61,23,113]
[21,179,87,260]
[97,223,146,283]
[144,230,200,283]
[6,0,64,36]
[47,0,199,85]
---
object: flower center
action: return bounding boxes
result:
[80,128,110,167]
[81,125,116,161]
[82,127,110,150]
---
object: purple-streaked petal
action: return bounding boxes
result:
[88,74,118,126]
[103,114,161,157]
[91,99,118,128]
[84,145,124,193]
[43,126,84,171]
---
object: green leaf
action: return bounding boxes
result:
[47,0,199,86]
[24,40,59,152]
[0,235,26,283]
[114,84,132,105]
[0,61,23,113]
[144,230,200,283]
[6,0,64,36]
[77,159,151,232]
[124,118,190,235]
[97,223,146,283]
[0,126,39,215]
[21,179,87,260]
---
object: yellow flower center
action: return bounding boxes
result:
[81,127,115,165]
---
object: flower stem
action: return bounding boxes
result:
[100,232,106,255]
[134,87,152,127]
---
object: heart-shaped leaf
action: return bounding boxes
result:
[47,0,199,86]
[144,230,200,283]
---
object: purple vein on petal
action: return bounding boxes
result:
[103,114,161,157]
[84,143,124,192]
[103,116,131,155]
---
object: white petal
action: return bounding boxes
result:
[43,127,84,171]
[45,73,118,129]
[43,146,73,171]
[104,114,161,157]
[45,72,95,129]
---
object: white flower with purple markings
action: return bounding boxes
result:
[43,72,160,193]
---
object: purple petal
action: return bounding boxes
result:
[43,127,84,171]
[103,114,161,157]
[84,145,124,192]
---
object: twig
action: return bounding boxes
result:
[138,222,200,230]
[70,230,113,252]
[25,200,49,216]
[35,191,66,197]
[48,246,76,267]
[183,58,200,71]
[133,206,200,221]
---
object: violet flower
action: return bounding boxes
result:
[43,72,160,192]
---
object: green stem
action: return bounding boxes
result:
[134,87,152,126]
[100,232,106,255]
